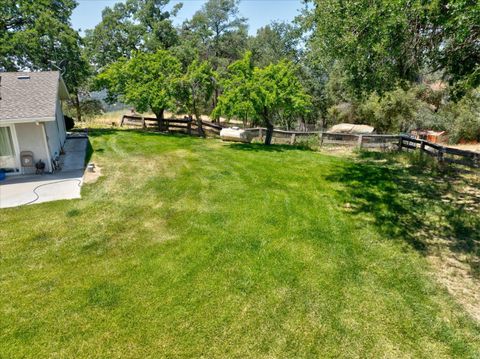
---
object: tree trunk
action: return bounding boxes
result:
[155,109,165,131]
[263,108,274,145]
[265,122,274,145]
[74,93,82,122]
[213,88,219,122]
[194,112,205,137]
[191,95,205,137]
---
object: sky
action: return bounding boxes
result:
[72,0,304,36]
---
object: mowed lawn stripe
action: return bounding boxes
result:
[0,130,479,358]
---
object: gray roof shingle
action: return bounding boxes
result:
[0,71,68,122]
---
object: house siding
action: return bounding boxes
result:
[45,119,62,157]
[56,98,67,143]
[44,98,67,158]
[14,122,49,174]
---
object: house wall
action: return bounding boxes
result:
[44,98,67,157]
[56,98,67,143]
[45,119,62,157]
[14,122,49,174]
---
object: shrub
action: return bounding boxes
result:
[438,89,480,143]
[64,115,75,130]
[358,87,420,133]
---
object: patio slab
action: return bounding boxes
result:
[61,137,88,171]
[0,137,88,209]
[0,170,84,208]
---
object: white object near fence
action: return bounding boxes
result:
[220,127,252,143]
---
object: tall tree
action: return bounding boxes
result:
[213,51,256,127]
[178,0,248,110]
[248,22,301,68]
[182,0,247,68]
[84,0,181,70]
[303,0,427,96]
[302,0,480,98]
[178,60,216,136]
[215,52,312,144]
[0,0,92,121]
[97,50,182,128]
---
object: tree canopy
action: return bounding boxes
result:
[97,50,182,122]
[84,0,181,70]
[215,52,311,144]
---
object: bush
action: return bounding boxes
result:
[358,87,420,133]
[438,89,480,143]
[64,115,75,130]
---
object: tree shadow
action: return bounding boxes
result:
[326,152,480,275]
[228,142,314,152]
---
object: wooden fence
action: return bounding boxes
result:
[399,136,480,167]
[120,115,223,135]
[120,115,479,168]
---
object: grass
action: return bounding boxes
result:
[1,129,479,358]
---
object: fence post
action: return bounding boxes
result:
[437,146,445,162]
[398,136,403,151]
[357,135,363,149]
[420,140,425,156]
[141,116,146,129]
[290,133,296,145]
[259,128,263,142]
[187,120,192,135]
[319,132,324,147]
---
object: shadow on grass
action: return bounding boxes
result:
[85,139,94,166]
[228,142,315,152]
[86,127,202,139]
[327,151,480,274]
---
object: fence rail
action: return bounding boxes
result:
[398,136,480,167]
[120,115,224,135]
[119,115,479,168]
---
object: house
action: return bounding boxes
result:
[0,71,69,174]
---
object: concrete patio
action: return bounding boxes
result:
[0,137,88,209]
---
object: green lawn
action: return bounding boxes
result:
[1,130,479,358]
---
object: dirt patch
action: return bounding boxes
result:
[428,254,480,322]
[449,143,480,153]
[83,164,102,184]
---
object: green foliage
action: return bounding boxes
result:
[358,87,420,133]
[252,60,312,127]
[97,51,182,118]
[83,0,181,70]
[305,0,425,96]
[438,89,480,143]
[215,52,312,132]
[178,60,215,120]
[428,0,480,96]
[176,0,247,70]
[0,0,91,96]
[248,22,300,68]
[303,0,480,98]
[213,51,256,124]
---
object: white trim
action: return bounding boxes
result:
[0,117,55,125]
[0,124,21,175]
[9,124,22,174]
[40,123,53,173]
